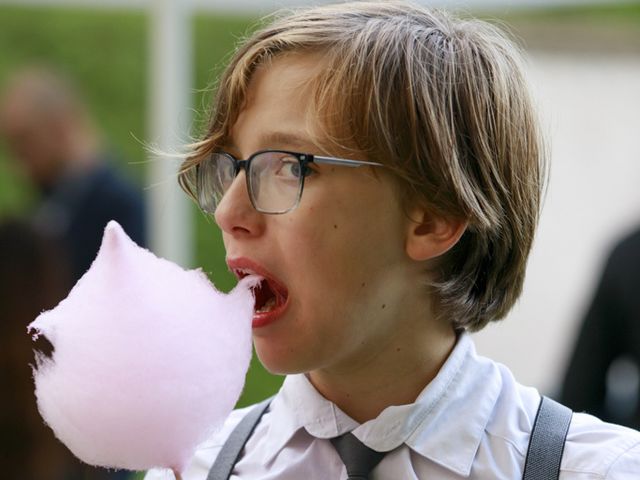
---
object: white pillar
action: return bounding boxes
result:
[147,0,193,266]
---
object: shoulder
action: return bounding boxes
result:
[144,404,256,480]
[480,363,541,466]
[604,227,640,276]
[611,228,640,259]
[561,412,640,479]
[476,361,640,478]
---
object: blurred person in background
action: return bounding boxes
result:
[0,67,140,478]
[561,227,640,430]
[0,66,147,283]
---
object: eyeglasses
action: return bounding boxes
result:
[195,149,384,214]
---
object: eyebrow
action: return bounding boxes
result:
[228,131,315,153]
[259,131,311,148]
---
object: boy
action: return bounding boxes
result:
[148,1,640,478]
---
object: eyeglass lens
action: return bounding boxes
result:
[197,151,304,214]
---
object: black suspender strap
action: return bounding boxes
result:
[206,397,273,480]
[523,396,573,480]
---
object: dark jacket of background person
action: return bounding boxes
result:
[0,219,133,479]
[0,219,71,479]
[33,153,146,282]
[561,228,640,429]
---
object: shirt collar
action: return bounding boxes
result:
[260,373,359,464]
[262,333,502,476]
[391,334,502,476]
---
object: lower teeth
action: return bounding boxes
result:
[256,297,277,313]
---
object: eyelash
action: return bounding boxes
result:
[305,164,320,176]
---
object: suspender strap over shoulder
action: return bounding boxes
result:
[523,396,573,480]
[207,394,572,480]
[206,397,272,480]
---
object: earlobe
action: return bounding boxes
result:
[405,208,467,262]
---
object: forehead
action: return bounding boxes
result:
[229,53,329,153]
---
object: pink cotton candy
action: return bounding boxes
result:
[28,221,256,474]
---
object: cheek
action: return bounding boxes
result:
[288,205,402,298]
[279,174,407,300]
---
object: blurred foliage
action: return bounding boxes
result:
[488,3,640,55]
[505,2,640,22]
[0,5,283,411]
[0,6,147,185]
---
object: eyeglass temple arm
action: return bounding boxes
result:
[312,155,383,168]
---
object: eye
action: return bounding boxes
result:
[275,155,307,179]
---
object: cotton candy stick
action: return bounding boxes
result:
[28,221,256,475]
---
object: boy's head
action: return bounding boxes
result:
[182,1,545,340]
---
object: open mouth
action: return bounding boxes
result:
[252,278,287,313]
[233,267,289,315]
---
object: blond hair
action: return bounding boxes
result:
[181,1,547,331]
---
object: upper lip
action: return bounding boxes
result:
[226,257,289,296]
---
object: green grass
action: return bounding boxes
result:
[0,5,283,409]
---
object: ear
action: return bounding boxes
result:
[405,207,467,262]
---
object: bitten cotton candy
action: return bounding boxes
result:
[28,221,256,474]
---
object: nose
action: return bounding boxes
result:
[214,170,265,238]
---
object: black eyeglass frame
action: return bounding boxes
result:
[196,149,384,215]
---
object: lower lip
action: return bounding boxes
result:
[252,296,289,328]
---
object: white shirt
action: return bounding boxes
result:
[146,334,640,479]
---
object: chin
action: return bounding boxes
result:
[254,341,315,376]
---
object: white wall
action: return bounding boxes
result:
[473,53,640,395]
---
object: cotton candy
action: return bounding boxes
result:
[28,220,256,474]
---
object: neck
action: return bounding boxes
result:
[309,317,457,424]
